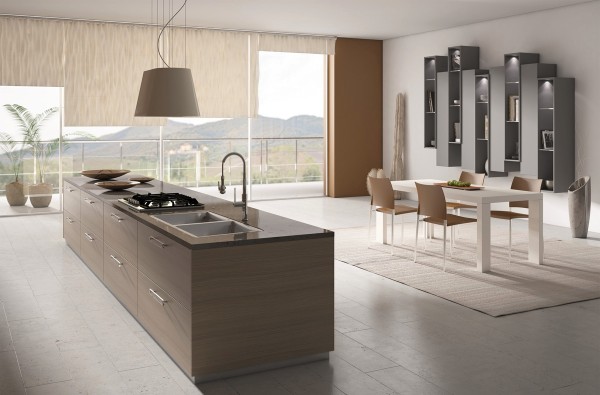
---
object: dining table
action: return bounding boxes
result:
[375,179,543,273]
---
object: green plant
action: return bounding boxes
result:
[4,104,59,184]
[0,132,25,182]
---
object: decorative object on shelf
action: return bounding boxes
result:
[484,114,489,139]
[4,104,59,208]
[544,180,554,191]
[453,122,461,142]
[81,169,131,180]
[542,130,554,150]
[453,99,460,105]
[431,140,436,147]
[515,98,520,121]
[480,94,488,102]
[427,91,435,112]
[568,176,591,238]
[451,49,461,70]
[0,132,27,206]
[95,181,140,191]
[508,95,519,121]
[135,0,199,117]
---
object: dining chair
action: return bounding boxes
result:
[414,183,477,271]
[368,177,417,255]
[446,171,486,212]
[490,176,543,263]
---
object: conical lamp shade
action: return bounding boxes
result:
[135,68,199,117]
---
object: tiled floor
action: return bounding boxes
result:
[0,196,598,394]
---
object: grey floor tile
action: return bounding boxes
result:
[368,365,447,395]
[334,310,370,333]
[120,365,185,395]
[16,348,71,388]
[0,350,26,395]
[24,380,84,395]
[333,331,398,373]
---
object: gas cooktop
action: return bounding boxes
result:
[119,192,204,212]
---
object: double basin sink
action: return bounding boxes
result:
[152,211,261,238]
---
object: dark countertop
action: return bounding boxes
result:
[65,176,333,249]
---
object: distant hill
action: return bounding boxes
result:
[75,115,324,158]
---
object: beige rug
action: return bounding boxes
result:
[335,225,600,316]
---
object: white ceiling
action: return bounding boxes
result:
[0,0,595,40]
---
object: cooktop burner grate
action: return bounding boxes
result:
[119,192,204,211]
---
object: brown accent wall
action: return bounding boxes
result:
[327,38,383,197]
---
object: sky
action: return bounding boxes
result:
[0,52,325,139]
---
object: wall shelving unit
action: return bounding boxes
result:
[424,56,448,148]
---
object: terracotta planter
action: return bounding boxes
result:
[29,183,53,208]
[568,176,591,238]
[5,181,28,206]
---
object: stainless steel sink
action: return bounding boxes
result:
[151,211,261,237]
[152,211,228,225]
[177,221,260,237]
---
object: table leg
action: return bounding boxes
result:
[477,203,491,273]
[528,199,544,264]
[376,211,389,244]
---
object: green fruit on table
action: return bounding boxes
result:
[447,180,471,187]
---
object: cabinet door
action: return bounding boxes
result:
[490,66,506,172]
[104,205,138,266]
[64,210,80,255]
[80,224,103,280]
[63,183,80,219]
[137,271,191,375]
[138,223,191,310]
[104,244,137,315]
[520,64,539,176]
[80,191,103,237]
[436,71,450,166]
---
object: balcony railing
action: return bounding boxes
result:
[0,137,323,193]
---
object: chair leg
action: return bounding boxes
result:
[401,215,404,245]
[509,219,512,263]
[414,214,419,262]
[368,205,373,241]
[391,214,394,255]
[443,221,447,272]
[450,225,454,257]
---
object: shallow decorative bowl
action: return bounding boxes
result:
[95,181,139,191]
[81,169,130,180]
[129,176,154,183]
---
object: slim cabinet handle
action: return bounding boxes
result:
[149,289,166,306]
[65,186,75,192]
[83,197,95,205]
[84,232,94,242]
[66,217,75,224]
[110,213,123,222]
[110,254,123,267]
[148,236,167,248]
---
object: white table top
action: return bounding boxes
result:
[391,179,543,204]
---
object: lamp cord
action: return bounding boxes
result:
[157,0,187,68]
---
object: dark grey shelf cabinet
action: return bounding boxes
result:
[444,46,479,166]
[537,77,575,192]
[424,56,448,148]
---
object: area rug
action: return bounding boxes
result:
[335,225,600,316]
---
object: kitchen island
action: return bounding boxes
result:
[62,176,334,383]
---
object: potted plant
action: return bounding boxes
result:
[0,132,27,206]
[4,104,59,208]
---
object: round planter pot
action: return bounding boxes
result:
[5,181,28,206]
[29,183,53,208]
[568,176,591,238]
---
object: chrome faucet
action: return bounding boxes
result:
[218,152,248,223]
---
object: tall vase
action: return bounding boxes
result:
[5,181,28,206]
[568,176,591,238]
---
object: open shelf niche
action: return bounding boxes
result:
[437,45,479,167]
[424,56,448,148]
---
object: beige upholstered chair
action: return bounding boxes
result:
[491,176,543,263]
[368,177,417,255]
[446,171,486,212]
[414,183,477,271]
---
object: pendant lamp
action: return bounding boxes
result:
[135,0,199,117]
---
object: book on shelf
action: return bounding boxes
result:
[484,114,489,139]
[508,95,519,121]
[515,98,520,122]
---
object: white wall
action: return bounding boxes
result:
[383,1,600,233]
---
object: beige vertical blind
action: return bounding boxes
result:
[258,34,336,55]
[0,16,65,87]
[172,28,252,118]
[63,21,160,126]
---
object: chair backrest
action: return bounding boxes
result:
[415,183,447,220]
[509,176,543,208]
[369,177,394,209]
[459,171,485,186]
